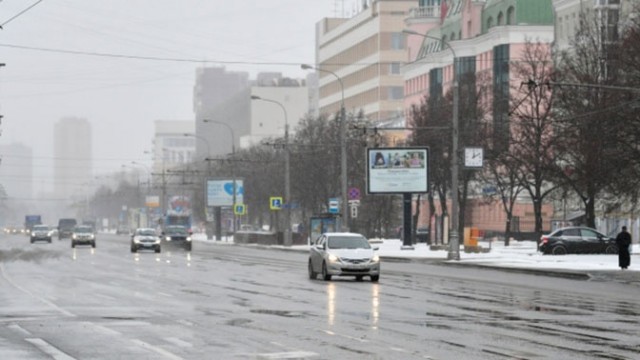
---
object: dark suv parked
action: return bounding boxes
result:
[540,226,618,255]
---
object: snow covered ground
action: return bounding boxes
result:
[192,232,638,272]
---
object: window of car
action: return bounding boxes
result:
[580,229,600,238]
[165,227,188,235]
[33,225,48,231]
[73,226,93,233]
[561,228,581,236]
[327,236,371,250]
[137,229,156,236]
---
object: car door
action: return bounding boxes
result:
[580,228,605,253]
[310,235,326,272]
[561,228,582,252]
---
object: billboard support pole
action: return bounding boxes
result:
[402,193,413,248]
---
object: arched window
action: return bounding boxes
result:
[487,16,494,29]
[507,6,515,25]
[497,12,504,25]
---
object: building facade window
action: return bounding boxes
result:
[507,6,515,25]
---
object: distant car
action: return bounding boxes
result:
[308,232,380,282]
[162,225,192,251]
[131,228,161,253]
[115,225,129,235]
[539,226,618,255]
[71,225,96,248]
[58,218,77,240]
[30,225,53,244]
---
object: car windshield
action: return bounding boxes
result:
[33,225,48,231]
[327,236,371,250]
[165,227,188,235]
[138,229,156,236]
[73,227,93,233]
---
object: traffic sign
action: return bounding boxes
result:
[234,204,246,215]
[270,197,283,210]
[348,187,361,200]
[328,198,339,214]
[350,205,358,219]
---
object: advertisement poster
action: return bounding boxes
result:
[206,179,244,206]
[367,147,429,194]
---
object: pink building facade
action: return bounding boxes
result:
[402,0,556,237]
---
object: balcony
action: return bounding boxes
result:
[408,6,441,19]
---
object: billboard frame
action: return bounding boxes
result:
[366,147,429,195]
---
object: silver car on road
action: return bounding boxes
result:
[308,232,380,282]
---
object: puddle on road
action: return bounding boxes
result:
[250,309,306,318]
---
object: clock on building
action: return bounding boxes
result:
[464,147,483,168]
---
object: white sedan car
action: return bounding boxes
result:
[308,232,380,282]
[131,228,161,253]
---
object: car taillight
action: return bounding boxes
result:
[540,236,548,244]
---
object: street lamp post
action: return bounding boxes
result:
[301,64,348,232]
[201,120,237,236]
[403,29,460,260]
[249,96,292,246]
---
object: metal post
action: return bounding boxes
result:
[301,64,348,232]
[249,96,291,246]
[449,71,460,260]
[402,29,459,260]
[201,120,237,236]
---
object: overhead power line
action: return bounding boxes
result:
[0,0,44,28]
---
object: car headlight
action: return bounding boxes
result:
[328,254,339,263]
[186,237,192,242]
[133,238,140,244]
[165,236,171,241]
[72,234,77,239]
[372,254,380,263]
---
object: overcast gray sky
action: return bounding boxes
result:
[0,0,360,194]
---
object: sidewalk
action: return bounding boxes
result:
[192,234,639,276]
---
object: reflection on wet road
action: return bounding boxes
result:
[1,233,639,359]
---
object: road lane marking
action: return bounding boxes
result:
[8,324,32,336]
[0,264,75,317]
[164,337,193,348]
[25,338,76,360]
[131,339,184,360]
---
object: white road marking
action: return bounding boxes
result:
[0,264,75,317]
[131,338,184,360]
[164,337,193,348]
[25,338,76,360]
[7,324,32,336]
[321,329,368,343]
[254,351,319,359]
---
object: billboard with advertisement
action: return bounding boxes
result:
[206,179,244,207]
[366,147,429,194]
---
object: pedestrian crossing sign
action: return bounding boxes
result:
[270,197,283,210]
[234,203,246,215]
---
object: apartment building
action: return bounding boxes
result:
[314,0,417,124]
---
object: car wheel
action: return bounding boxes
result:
[91,241,96,248]
[71,241,75,248]
[322,262,332,281]
[308,259,317,280]
[551,245,567,255]
[155,246,161,253]
[130,246,136,253]
[186,243,192,251]
[48,239,52,243]
[371,275,379,282]
[605,244,618,254]
[30,239,34,244]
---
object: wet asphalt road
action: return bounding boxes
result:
[1,233,639,360]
